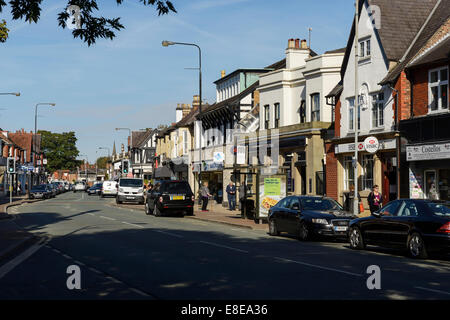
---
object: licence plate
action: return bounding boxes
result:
[334,226,348,232]
[126,196,134,200]
[171,195,184,200]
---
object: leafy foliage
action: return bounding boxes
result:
[96,156,110,169]
[39,130,81,173]
[0,19,8,42]
[0,0,176,45]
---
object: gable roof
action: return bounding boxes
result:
[379,0,449,85]
[340,0,439,79]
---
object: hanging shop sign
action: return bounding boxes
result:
[364,136,379,154]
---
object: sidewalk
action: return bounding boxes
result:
[189,201,268,231]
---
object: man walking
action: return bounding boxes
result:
[200,181,212,212]
[226,181,236,211]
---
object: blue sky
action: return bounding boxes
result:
[0,0,354,162]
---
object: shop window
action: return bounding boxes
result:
[344,156,354,191]
[274,103,280,128]
[361,154,374,190]
[429,67,448,112]
[264,105,270,129]
[316,171,324,195]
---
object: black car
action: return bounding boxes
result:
[87,183,103,195]
[348,199,450,259]
[29,184,52,199]
[268,196,356,240]
[145,180,194,217]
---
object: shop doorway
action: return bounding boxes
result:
[382,154,397,204]
[424,170,439,200]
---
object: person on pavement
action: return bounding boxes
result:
[368,185,382,214]
[200,181,212,212]
[226,182,236,211]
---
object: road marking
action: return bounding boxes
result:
[129,288,150,297]
[274,256,363,277]
[73,260,86,266]
[0,239,46,280]
[415,286,450,296]
[89,267,102,275]
[100,216,116,221]
[154,230,183,238]
[121,221,144,229]
[198,241,248,253]
[62,254,72,259]
[87,213,94,216]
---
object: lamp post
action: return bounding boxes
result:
[1,92,20,197]
[162,40,202,197]
[353,1,359,216]
[34,102,55,186]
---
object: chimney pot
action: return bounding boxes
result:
[295,39,300,49]
[288,38,295,49]
[221,70,226,78]
[301,39,308,49]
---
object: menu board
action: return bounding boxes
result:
[258,175,286,219]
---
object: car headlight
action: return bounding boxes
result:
[312,218,329,225]
[138,188,143,193]
[119,188,124,192]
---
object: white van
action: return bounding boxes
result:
[101,180,118,198]
[116,178,144,204]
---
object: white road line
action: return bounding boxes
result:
[121,221,144,228]
[129,288,149,297]
[0,240,46,280]
[415,286,450,296]
[87,213,94,216]
[198,241,248,253]
[62,254,72,259]
[154,230,183,238]
[274,257,363,277]
[106,276,121,284]
[89,267,102,275]
[99,216,116,221]
[73,260,86,266]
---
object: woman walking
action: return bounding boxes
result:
[200,181,212,212]
[367,185,382,214]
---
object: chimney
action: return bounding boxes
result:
[286,37,310,69]
[193,95,200,108]
[176,103,183,122]
[221,70,226,78]
[182,103,191,117]
[301,39,308,49]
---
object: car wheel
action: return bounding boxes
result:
[408,232,428,259]
[116,198,122,204]
[186,208,194,216]
[154,206,162,217]
[298,221,310,241]
[349,227,365,250]
[145,202,151,215]
[268,218,279,236]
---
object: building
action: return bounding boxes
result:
[130,129,157,180]
[325,0,441,208]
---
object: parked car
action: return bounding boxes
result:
[268,196,356,240]
[46,184,57,198]
[73,181,86,193]
[101,180,118,198]
[87,183,103,195]
[348,199,450,259]
[145,180,194,216]
[116,178,144,204]
[29,184,52,199]
[51,182,63,194]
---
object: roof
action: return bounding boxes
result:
[176,106,200,128]
[198,81,260,118]
[214,68,270,84]
[326,80,344,98]
[324,47,346,54]
[379,0,449,84]
[340,0,439,79]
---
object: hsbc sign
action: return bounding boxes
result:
[364,136,379,154]
[335,138,395,154]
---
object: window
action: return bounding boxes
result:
[274,103,280,128]
[429,67,448,112]
[264,105,270,129]
[378,200,401,216]
[359,38,371,59]
[299,100,306,123]
[397,201,420,217]
[183,131,188,155]
[316,171,324,195]
[372,92,384,128]
[311,93,320,121]
[361,155,374,190]
[348,98,355,131]
[344,156,354,191]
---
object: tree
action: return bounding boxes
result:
[39,130,81,173]
[0,19,8,42]
[0,0,176,45]
[96,156,110,169]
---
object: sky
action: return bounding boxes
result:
[0,0,354,162]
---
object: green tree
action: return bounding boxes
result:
[0,19,8,42]
[39,130,81,173]
[96,156,110,169]
[0,1,176,45]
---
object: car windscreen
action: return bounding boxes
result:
[119,179,143,187]
[160,182,192,194]
[31,186,46,191]
[427,202,450,217]
[300,198,343,211]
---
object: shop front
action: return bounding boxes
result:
[406,141,450,200]
[192,161,224,204]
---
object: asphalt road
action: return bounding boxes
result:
[1,191,449,300]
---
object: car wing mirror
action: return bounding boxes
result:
[372,211,381,218]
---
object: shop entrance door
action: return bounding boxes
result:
[424,170,439,200]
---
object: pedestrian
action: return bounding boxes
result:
[226,181,236,211]
[17,182,22,195]
[200,181,212,212]
[239,183,247,217]
[345,184,361,213]
[367,185,382,214]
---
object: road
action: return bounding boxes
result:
[1,191,449,300]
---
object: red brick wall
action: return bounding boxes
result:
[334,96,341,138]
[410,62,450,117]
[325,142,338,201]
[394,71,411,120]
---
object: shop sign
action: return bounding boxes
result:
[213,152,224,163]
[407,142,450,161]
[364,136,379,154]
[236,146,246,165]
[335,138,396,154]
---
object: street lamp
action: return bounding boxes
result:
[0,92,20,96]
[34,102,56,185]
[162,40,202,197]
